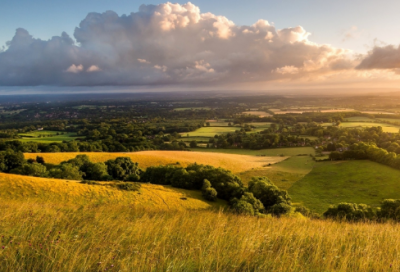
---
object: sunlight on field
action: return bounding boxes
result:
[340,122,400,133]
[242,111,271,117]
[0,173,219,210]
[24,151,287,173]
[1,200,400,271]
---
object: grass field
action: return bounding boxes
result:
[174,107,211,111]
[289,160,400,213]
[241,111,271,117]
[2,199,400,271]
[344,116,375,122]
[238,156,315,189]
[192,147,315,156]
[0,173,221,210]
[339,122,400,133]
[18,130,80,143]
[24,151,287,174]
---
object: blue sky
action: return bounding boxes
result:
[1,0,400,54]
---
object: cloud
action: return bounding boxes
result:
[357,45,400,70]
[0,2,357,87]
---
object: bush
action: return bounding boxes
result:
[10,162,47,177]
[248,177,292,215]
[201,179,217,201]
[230,192,265,216]
[106,157,143,181]
[378,199,400,221]
[117,182,141,191]
[83,162,110,181]
[141,165,178,185]
[323,203,376,221]
[49,163,83,180]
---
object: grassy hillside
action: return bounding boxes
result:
[290,160,400,213]
[1,200,400,271]
[0,173,223,210]
[24,151,287,173]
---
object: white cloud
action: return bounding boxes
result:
[0,2,358,87]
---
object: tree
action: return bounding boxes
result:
[230,192,265,215]
[84,162,110,181]
[248,177,292,215]
[10,162,47,177]
[106,157,143,181]
[190,140,198,148]
[49,163,83,180]
[324,203,375,222]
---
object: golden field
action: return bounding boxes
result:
[1,199,400,271]
[0,173,223,211]
[24,151,287,173]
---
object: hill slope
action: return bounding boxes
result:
[0,173,224,210]
[290,160,400,213]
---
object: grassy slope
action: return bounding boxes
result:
[290,160,400,213]
[1,200,400,271]
[340,122,400,133]
[24,151,287,173]
[0,173,223,210]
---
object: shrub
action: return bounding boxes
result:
[248,177,292,215]
[323,203,376,221]
[201,179,217,201]
[106,157,143,181]
[230,192,265,216]
[10,162,47,177]
[378,199,400,221]
[49,163,83,180]
[117,182,141,191]
[141,165,178,185]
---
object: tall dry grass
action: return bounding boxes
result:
[0,200,399,271]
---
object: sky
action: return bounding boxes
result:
[1,0,400,93]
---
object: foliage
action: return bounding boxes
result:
[323,203,376,221]
[248,177,292,215]
[230,192,265,215]
[105,157,143,181]
[201,179,218,201]
[10,162,47,177]
[48,163,83,180]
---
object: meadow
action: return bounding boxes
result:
[1,199,400,271]
[24,151,287,174]
[191,147,315,156]
[289,160,400,213]
[241,111,271,117]
[18,130,80,143]
[182,124,271,137]
[339,122,400,133]
[173,107,212,111]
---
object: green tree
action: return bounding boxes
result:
[106,157,143,181]
[201,179,217,201]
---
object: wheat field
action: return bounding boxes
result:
[24,151,287,173]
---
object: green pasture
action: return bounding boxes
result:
[339,122,400,133]
[289,160,400,213]
[17,130,80,143]
[344,116,375,122]
[182,126,268,137]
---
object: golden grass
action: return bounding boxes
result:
[0,173,222,211]
[24,151,287,173]
[1,200,400,271]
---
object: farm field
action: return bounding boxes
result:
[241,111,271,117]
[360,110,395,115]
[191,147,315,156]
[174,107,212,111]
[18,130,80,143]
[344,116,375,122]
[24,151,288,173]
[270,108,356,114]
[0,173,223,210]
[339,122,400,132]
[182,126,268,137]
[289,160,400,213]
